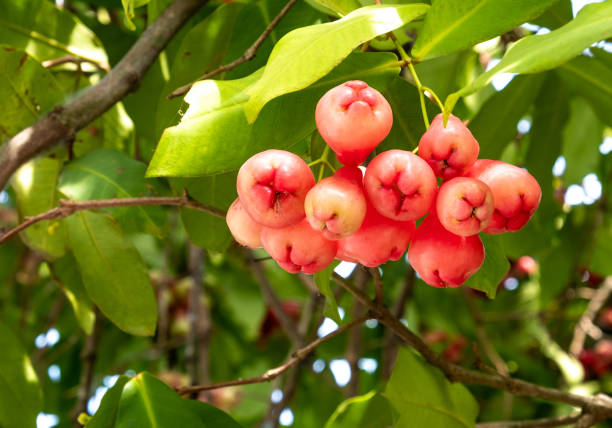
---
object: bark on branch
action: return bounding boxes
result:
[0,0,207,191]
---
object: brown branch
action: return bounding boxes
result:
[347,268,368,397]
[248,250,304,347]
[569,277,612,357]
[0,195,225,245]
[0,0,207,191]
[42,55,109,72]
[167,0,298,99]
[177,315,368,395]
[476,412,582,428]
[71,310,102,426]
[331,273,612,419]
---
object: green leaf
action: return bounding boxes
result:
[122,0,149,30]
[445,1,612,111]
[171,174,236,252]
[148,52,400,177]
[115,372,242,427]
[469,74,545,160]
[314,260,342,323]
[531,0,573,30]
[244,4,429,122]
[379,75,437,152]
[0,46,65,140]
[464,235,509,299]
[59,149,166,236]
[65,210,157,336]
[155,2,244,139]
[0,0,108,66]
[0,320,42,428]
[557,53,612,127]
[50,253,96,334]
[12,156,67,259]
[324,390,394,428]
[411,0,557,60]
[86,376,130,428]
[561,98,604,184]
[385,348,479,428]
[590,223,612,277]
[309,0,362,17]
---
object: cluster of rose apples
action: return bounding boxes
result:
[226,81,541,288]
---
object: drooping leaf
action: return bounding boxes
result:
[314,260,342,323]
[324,390,394,428]
[561,98,604,184]
[308,0,361,17]
[244,4,429,121]
[171,173,236,252]
[0,320,42,428]
[85,376,130,428]
[0,46,65,140]
[469,74,545,160]
[385,348,479,428]
[557,53,612,127]
[59,149,166,236]
[114,372,242,427]
[531,0,572,30]
[445,1,612,111]
[0,0,108,66]
[464,235,509,299]
[65,210,157,336]
[122,0,149,30]
[411,0,557,60]
[50,253,96,334]
[155,2,244,139]
[12,156,67,259]
[147,52,400,177]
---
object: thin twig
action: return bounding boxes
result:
[71,310,101,426]
[347,268,368,396]
[168,0,298,99]
[248,250,303,347]
[0,195,225,245]
[42,55,110,72]
[368,267,384,304]
[177,315,368,395]
[569,277,612,357]
[0,0,207,191]
[331,273,612,419]
[476,412,582,428]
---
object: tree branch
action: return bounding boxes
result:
[476,412,582,428]
[0,195,225,245]
[331,273,612,419]
[0,0,207,191]
[167,0,298,99]
[177,315,368,395]
[569,277,612,357]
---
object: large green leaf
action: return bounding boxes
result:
[309,0,362,17]
[156,3,243,139]
[0,0,108,66]
[531,0,572,30]
[411,0,557,60]
[445,1,612,111]
[12,156,67,259]
[243,4,429,121]
[86,376,131,428]
[50,253,96,334]
[114,372,242,427]
[147,52,401,177]
[172,173,236,252]
[59,149,166,236]
[464,235,509,299]
[0,321,42,428]
[65,210,157,336]
[384,348,479,428]
[324,390,394,428]
[557,53,612,127]
[0,46,65,140]
[561,98,604,184]
[469,74,545,160]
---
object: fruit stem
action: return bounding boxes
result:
[388,32,445,131]
[308,146,336,181]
